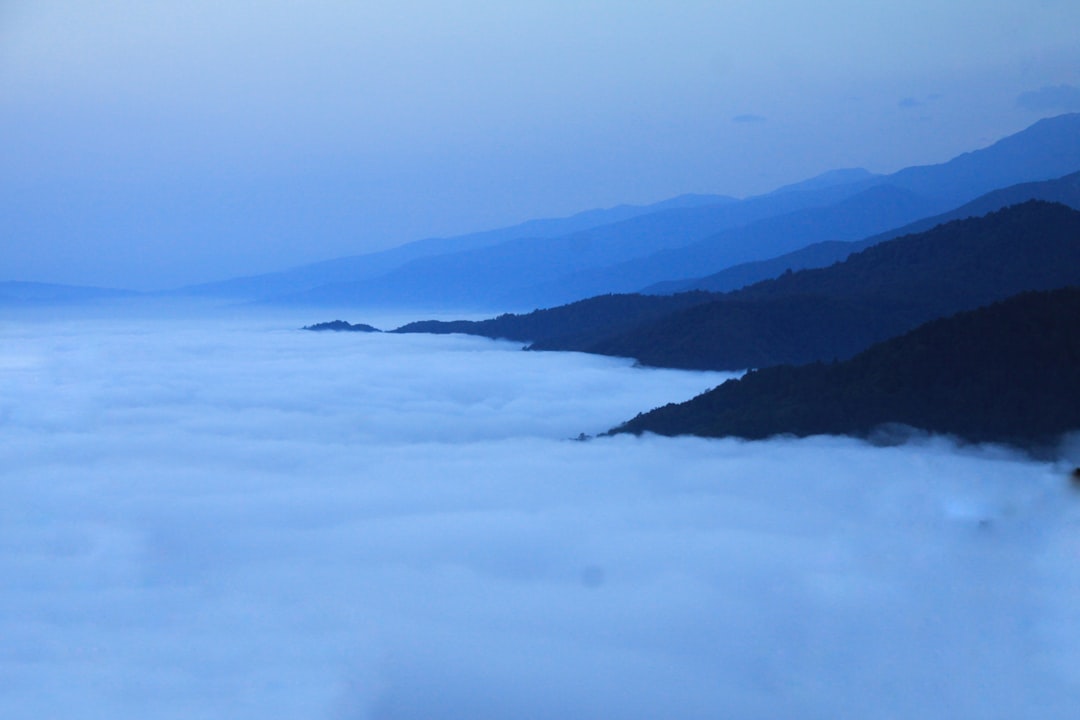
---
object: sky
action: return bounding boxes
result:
[3,1,1080,289]
[2,309,1079,718]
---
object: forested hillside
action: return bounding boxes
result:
[611,287,1080,451]
[396,201,1080,371]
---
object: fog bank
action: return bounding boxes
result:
[1,312,1077,718]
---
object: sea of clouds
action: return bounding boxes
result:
[2,307,1078,719]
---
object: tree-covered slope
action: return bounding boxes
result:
[303,320,381,332]
[394,292,718,347]
[611,287,1080,450]
[728,200,1080,306]
[580,201,1080,369]
[397,201,1080,371]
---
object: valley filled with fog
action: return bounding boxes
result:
[2,307,1078,719]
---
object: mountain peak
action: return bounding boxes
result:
[763,168,880,197]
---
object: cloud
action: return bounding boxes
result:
[1,306,1078,719]
[1016,84,1080,113]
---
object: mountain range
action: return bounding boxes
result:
[0,282,139,305]
[13,114,1080,317]
[172,192,733,302]
[14,111,1077,450]
[196,112,1080,310]
[393,200,1080,371]
[645,169,1080,295]
[610,286,1080,452]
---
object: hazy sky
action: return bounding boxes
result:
[3,311,1078,718]
[3,1,1080,288]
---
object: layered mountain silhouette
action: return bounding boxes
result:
[394,201,1080,371]
[646,169,1080,295]
[188,113,1080,310]
[610,287,1080,451]
[173,193,732,301]
[0,281,139,305]
[270,179,896,309]
[505,184,943,307]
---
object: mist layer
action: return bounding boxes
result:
[1,312,1077,718]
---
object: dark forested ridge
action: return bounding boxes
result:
[393,292,718,347]
[611,287,1080,451]
[303,320,381,332]
[726,200,1080,306]
[597,200,1080,369]
[395,201,1080,371]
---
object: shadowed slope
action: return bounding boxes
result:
[397,202,1080,371]
[611,287,1080,451]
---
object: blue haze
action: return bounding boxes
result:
[3,1,1080,288]
[1,309,1078,718]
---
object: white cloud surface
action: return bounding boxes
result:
[1,309,1078,718]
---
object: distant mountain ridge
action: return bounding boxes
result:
[647,169,1080,295]
[882,113,1080,205]
[0,281,139,305]
[188,113,1080,310]
[573,201,1080,370]
[270,179,889,309]
[18,115,1080,313]
[517,184,943,307]
[262,113,1080,310]
[760,167,882,197]
[394,201,1080,372]
[173,193,734,300]
[610,286,1080,451]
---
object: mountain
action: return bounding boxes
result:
[584,200,1080,370]
[884,113,1080,206]
[303,320,381,332]
[0,281,140,305]
[760,167,881,196]
[647,169,1080,295]
[269,179,885,310]
[514,184,943,306]
[267,113,1080,310]
[394,292,718,349]
[610,287,1080,452]
[173,193,734,300]
[394,201,1080,371]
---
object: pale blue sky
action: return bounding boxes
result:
[3,0,1080,289]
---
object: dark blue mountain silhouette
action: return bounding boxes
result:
[610,286,1080,452]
